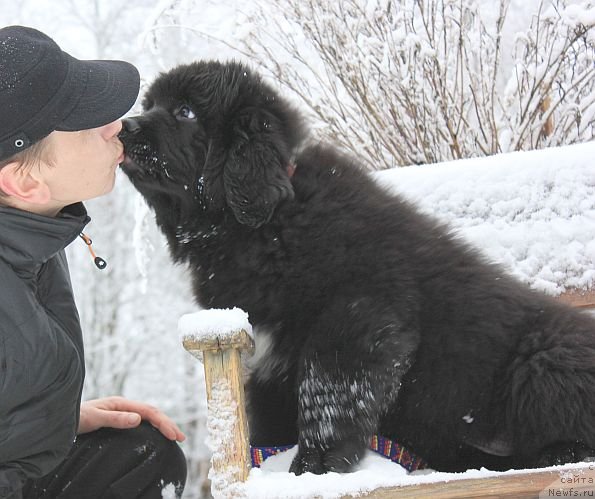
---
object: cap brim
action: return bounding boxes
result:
[55,57,140,132]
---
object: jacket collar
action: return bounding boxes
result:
[0,202,90,271]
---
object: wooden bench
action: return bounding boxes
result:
[558,289,595,309]
[182,294,595,498]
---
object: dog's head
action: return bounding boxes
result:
[120,60,306,229]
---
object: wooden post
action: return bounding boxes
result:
[183,328,254,487]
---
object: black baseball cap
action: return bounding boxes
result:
[0,25,140,161]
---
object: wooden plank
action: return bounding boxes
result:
[557,289,595,309]
[344,465,595,498]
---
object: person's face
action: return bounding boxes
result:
[41,119,124,207]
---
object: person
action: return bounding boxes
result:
[0,26,187,499]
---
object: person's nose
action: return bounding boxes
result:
[100,119,123,141]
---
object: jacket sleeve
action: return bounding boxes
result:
[0,467,25,499]
[0,312,83,498]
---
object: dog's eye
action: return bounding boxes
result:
[176,105,196,121]
[142,97,154,111]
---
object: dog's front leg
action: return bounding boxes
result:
[289,313,419,475]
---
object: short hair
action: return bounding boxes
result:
[0,136,53,197]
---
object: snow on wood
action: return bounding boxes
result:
[222,440,595,498]
[375,141,595,298]
[206,378,248,498]
[179,307,253,346]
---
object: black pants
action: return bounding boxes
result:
[22,422,187,499]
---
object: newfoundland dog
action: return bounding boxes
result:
[119,60,595,475]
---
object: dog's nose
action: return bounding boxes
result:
[122,117,141,134]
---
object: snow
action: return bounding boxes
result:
[562,3,595,27]
[160,481,178,498]
[234,447,595,498]
[375,141,595,296]
[206,378,245,498]
[178,307,253,344]
[246,448,413,498]
[131,193,154,294]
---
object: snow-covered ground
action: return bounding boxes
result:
[193,141,595,498]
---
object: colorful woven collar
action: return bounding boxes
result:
[250,434,427,472]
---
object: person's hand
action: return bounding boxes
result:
[78,396,186,442]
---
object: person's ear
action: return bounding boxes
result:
[0,162,51,204]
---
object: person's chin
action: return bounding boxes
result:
[106,175,117,194]
[99,171,118,197]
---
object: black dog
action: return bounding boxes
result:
[120,60,595,474]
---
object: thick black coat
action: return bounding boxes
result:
[0,204,88,497]
[120,60,595,474]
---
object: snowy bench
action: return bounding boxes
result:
[376,141,595,310]
[180,142,595,497]
[180,303,595,498]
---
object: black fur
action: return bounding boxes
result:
[120,60,595,474]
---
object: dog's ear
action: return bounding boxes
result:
[223,110,295,228]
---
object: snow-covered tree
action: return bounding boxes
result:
[241,0,595,168]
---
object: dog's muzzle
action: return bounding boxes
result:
[121,117,142,135]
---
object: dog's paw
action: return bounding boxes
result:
[535,441,595,467]
[289,447,326,475]
[289,440,364,475]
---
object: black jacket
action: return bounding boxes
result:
[0,203,89,498]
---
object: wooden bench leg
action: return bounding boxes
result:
[183,326,254,495]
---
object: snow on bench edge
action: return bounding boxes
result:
[178,307,254,344]
[374,141,595,296]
